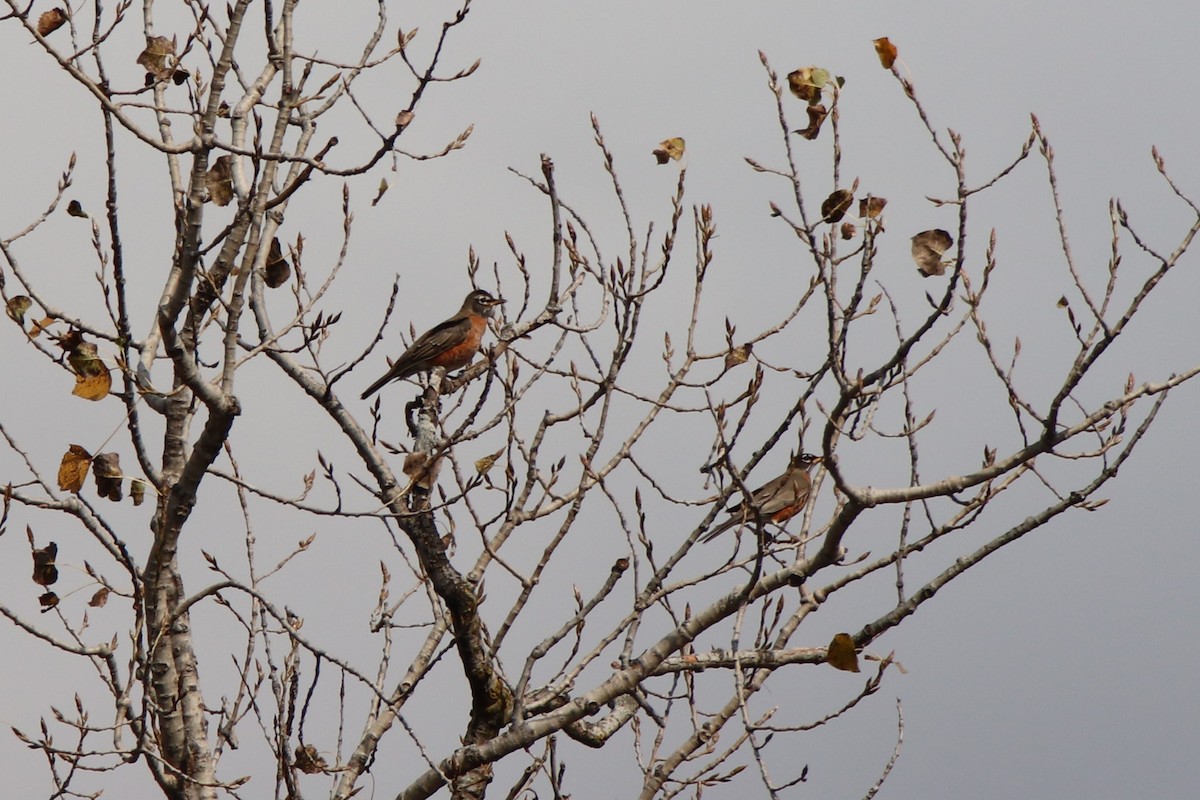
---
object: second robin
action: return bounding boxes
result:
[701,452,823,542]
[360,289,504,400]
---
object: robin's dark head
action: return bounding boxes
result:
[792,452,823,469]
[463,289,505,317]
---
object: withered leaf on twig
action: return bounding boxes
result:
[67,200,87,218]
[6,296,32,326]
[136,35,177,81]
[294,744,327,774]
[205,155,234,206]
[131,479,147,506]
[652,137,686,165]
[859,196,887,219]
[264,237,291,288]
[874,37,898,69]
[724,343,753,371]
[37,9,68,36]
[58,444,93,494]
[911,229,954,276]
[794,103,828,140]
[89,587,111,608]
[840,222,857,240]
[92,452,123,502]
[30,535,58,587]
[67,340,111,401]
[821,189,854,223]
[787,67,830,104]
[826,632,860,672]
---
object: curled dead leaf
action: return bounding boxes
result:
[92,452,123,502]
[67,200,87,218]
[137,35,177,81]
[652,137,686,165]
[826,632,860,672]
[859,196,887,219]
[89,587,110,608]
[294,744,327,774]
[787,67,831,104]
[874,37,898,69]
[840,222,857,240]
[73,370,112,401]
[37,8,68,36]
[724,343,752,370]
[474,450,503,475]
[57,444,92,494]
[795,103,828,140]
[39,592,60,612]
[131,479,146,506]
[821,189,854,223]
[911,229,954,276]
[264,237,291,288]
[6,296,32,326]
[205,155,234,206]
[31,539,58,587]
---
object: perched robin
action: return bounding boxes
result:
[701,452,823,542]
[360,289,504,400]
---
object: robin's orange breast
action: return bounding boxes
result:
[428,315,486,370]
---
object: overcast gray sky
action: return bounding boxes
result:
[2,1,1198,797]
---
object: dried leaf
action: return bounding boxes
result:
[89,587,110,608]
[874,37,898,69]
[371,178,389,207]
[31,540,58,587]
[264,237,291,288]
[839,222,857,240]
[66,200,87,218]
[29,316,55,338]
[37,8,68,36]
[821,189,854,223]
[826,632,860,672]
[6,296,32,326]
[474,449,503,475]
[205,155,234,206]
[92,452,123,502]
[131,479,147,506]
[73,370,112,401]
[294,744,327,774]
[787,67,830,103]
[652,137,686,165]
[911,229,954,276]
[57,444,92,494]
[136,35,177,81]
[858,196,887,219]
[395,110,414,128]
[794,103,828,140]
[39,592,60,612]
[724,343,752,371]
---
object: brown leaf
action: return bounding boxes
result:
[136,35,177,81]
[66,200,87,218]
[37,8,68,36]
[474,450,503,475]
[839,222,857,240]
[874,37,898,69]
[39,592,60,612]
[89,587,110,608]
[67,340,111,400]
[911,229,954,276]
[92,452,123,502]
[57,444,92,494]
[395,110,414,128]
[73,370,112,401]
[205,155,234,206]
[371,178,389,207]
[6,296,32,326]
[787,67,831,104]
[858,196,887,219]
[131,479,146,506]
[294,744,327,774]
[794,103,828,140]
[31,539,58,587]
[652,137,686,165]
[264,237,291,288]
[826,632,860,672]
[821,189,854,224]
[723,343,752,370]
[29,316,55,338]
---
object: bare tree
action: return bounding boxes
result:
[1,5,1196,800]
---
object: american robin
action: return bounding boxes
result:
[360,289,504,400]
[701,452,823,542]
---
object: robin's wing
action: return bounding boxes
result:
[394,314,472,367]
[753,471,806,516]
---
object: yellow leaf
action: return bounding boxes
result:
[6,296,32,326]
[826,632,860,672]
[652,137,686,164]
[57,445,92,493]
[73,370,112,401]
[874,37,898,69]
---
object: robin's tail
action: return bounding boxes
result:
[360,371,393,400]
